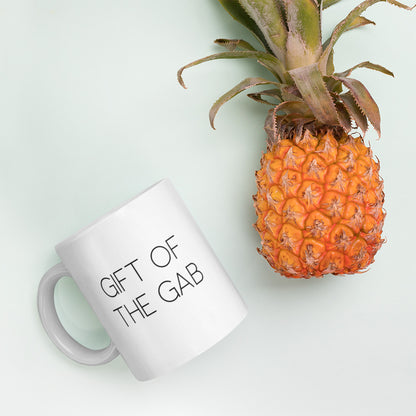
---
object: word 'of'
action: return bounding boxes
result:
[99,236,178,298]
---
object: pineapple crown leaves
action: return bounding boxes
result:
[177,0,414,137]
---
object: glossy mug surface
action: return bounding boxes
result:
[37,179,247,381]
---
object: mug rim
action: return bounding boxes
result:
[55,178,169,251]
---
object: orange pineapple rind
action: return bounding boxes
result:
[254,129,385,278]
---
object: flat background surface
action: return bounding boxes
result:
[1,1,415,415]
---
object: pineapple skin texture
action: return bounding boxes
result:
[254,129,385,278]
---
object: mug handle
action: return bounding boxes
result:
[37,262,119,365]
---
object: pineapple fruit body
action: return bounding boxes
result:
[254,129,385,278]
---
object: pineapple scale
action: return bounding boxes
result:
[254,128,385,278]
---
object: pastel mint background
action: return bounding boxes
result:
[1,1,415,415]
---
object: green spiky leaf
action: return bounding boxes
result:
[336,76,380,135]
[335,61,394,77]
[238,0,288,62]
[217,0,272,52]
[282,0,322,69]
[326,49,335,75]
[177,51,285,88]
[323,0,342,9]
[323,16,375,76]
[247,88,282,105]
[322,16,376,52]
[335,101,352,131]
[274,100,313,116]
[209,77,282,128]
[289,63,339,125]
[325,74,343,94]
[281,85,302,101]
[340,91,369,133]
[347,15,376,29]
[320,0,414,74]
[179,0,414,138]
[214,38,257,51]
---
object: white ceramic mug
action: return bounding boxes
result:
[37,179,247,381]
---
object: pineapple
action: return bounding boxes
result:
[178,0,414,278]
